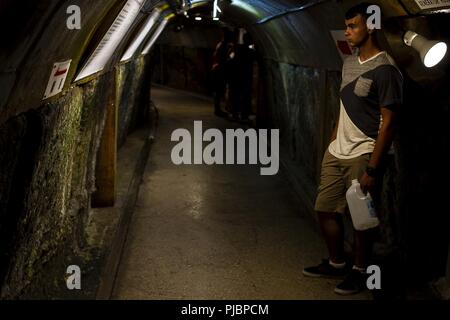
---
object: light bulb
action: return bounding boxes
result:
[424,42,447,68]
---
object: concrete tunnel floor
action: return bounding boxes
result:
[111,86,372,300]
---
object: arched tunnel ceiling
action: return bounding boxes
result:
[166,0,445,69]
[167,0,450,78]
[170,0,352,69]
[0,0,449,124]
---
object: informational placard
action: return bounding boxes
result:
[414,0,450,10]
[43,60,72,99]
[75,0,145,81]
[330,30,356,60]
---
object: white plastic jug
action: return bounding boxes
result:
[346,179,379,231]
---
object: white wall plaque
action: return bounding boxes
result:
[43,60,72,99]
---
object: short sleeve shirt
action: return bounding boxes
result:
[329,51,403,159]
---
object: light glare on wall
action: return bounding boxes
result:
[75,0,144,81]
[229,0,260,17]
[121,9,161,62]
[141,18,169,55]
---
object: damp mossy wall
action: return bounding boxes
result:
[117,56,153,148]
[0,61,153,299]
[0,0,154,298]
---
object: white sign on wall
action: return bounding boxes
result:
[414,0,450,10]
[330,30,356,61]
[43,60,72,100]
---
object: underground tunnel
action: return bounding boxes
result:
[0,0,449,304]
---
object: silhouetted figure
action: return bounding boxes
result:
[211,29,234,117]
[233,32,256,122]
[226,31,240,121]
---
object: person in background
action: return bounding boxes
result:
[230,31,256,123]
[211,29,234,118]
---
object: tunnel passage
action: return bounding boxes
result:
[0,0,449,299]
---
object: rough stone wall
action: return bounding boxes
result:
[151,21,223,95]
[0,115,30,290]
[0,0,156,297]
[0,59,152,298]
[117,56,152,148]
[0,87,85,298]
[151,45,215,96]
[263,61,341,191]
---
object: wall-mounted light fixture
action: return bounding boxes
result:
[404,31,448,68]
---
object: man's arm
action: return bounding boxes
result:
[360,106,398,194]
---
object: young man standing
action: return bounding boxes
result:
[303,3,403,295]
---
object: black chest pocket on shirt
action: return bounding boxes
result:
[354,76,373,98]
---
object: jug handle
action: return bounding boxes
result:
[356,187,368,200]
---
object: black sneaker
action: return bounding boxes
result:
[334,269,368,295]
[303,259,349,279]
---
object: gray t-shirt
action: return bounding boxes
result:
[329,51,403,159]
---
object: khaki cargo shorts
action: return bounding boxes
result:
[314,149,371,214]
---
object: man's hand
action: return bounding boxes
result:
[361,106,398,195]
[360,172,377,195]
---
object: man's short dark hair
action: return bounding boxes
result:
[345,2,376,21]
